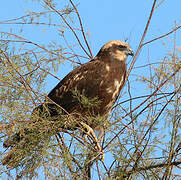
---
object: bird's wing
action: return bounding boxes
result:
[48,60,106,112]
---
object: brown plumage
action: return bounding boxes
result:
[3,40,134,166]
[48,40,133,118]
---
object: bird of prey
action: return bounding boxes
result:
[3,40,134,166]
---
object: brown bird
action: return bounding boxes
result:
[3,40,134,167]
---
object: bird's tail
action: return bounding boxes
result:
[2,103,64,167]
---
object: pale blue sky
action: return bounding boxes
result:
[1,0,180,90]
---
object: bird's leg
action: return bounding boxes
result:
[80,122,97,141]
[80,122,104,160]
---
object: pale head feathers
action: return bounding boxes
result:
[101,40,130,51]
[98,40,134,61]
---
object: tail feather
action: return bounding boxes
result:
[2,103,76,167]
[3,132,22,148]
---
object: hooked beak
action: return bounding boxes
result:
[126,48,134,56]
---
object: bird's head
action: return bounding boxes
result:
[97,40,134,62]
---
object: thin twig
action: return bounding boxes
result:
[127,0,158,78]
[127,161,181,175]
[44,1,92,58]
[69,0,93,58]
[104,70,181,150]
[142,25,181,47]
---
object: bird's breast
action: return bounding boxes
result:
[96,62,126,115]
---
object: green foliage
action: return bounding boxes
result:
[72,87,101,109]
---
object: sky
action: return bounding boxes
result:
[0,0,181,179]
[1,0,180,90]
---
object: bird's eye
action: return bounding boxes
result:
[119,45,126,49]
